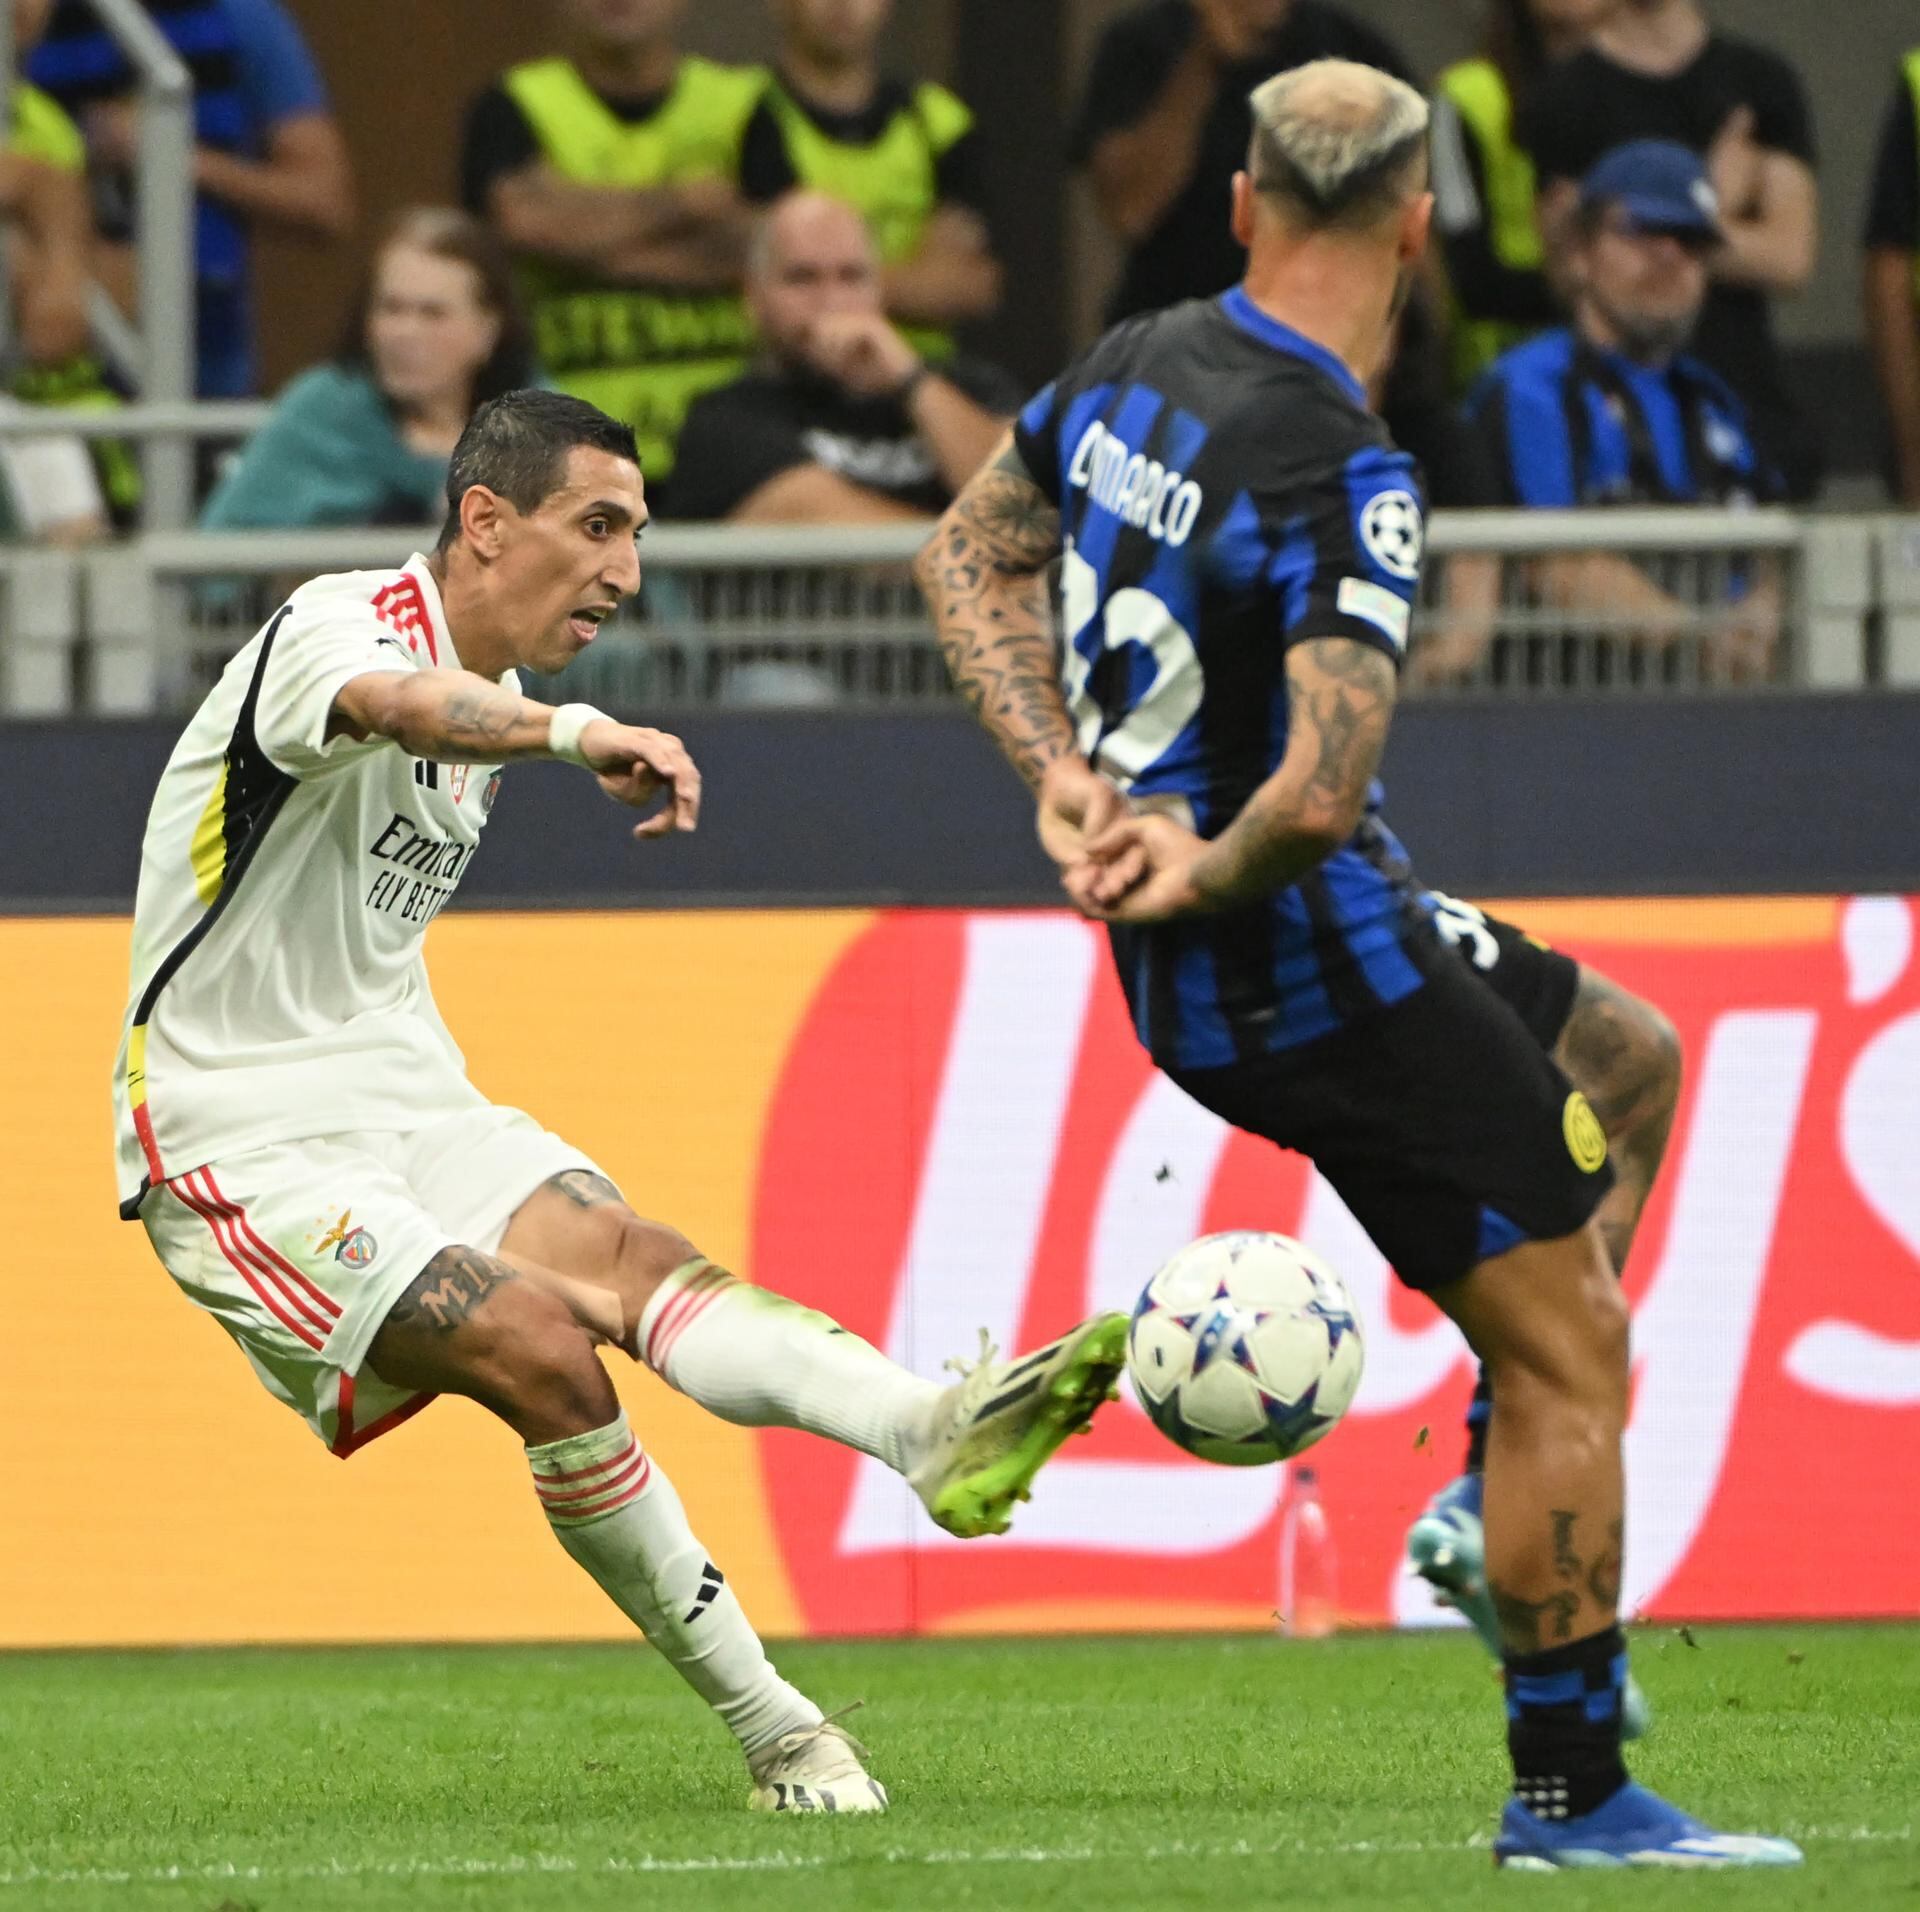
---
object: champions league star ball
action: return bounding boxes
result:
[1127,1232,1365,1465]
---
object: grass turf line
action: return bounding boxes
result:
[1,1626,1914,1910]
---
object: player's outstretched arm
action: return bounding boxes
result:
[913,434,1072,791]
[331,671,700,837]
[1075,637,1397,923]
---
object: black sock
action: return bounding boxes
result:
[1464,1371,1491,1475]
[1505,1626,1629,1820]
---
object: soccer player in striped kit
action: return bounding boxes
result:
[918,59,1798,1871]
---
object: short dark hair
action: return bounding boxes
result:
[436,389,640,550]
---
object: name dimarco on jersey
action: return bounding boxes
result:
[1068,420,1203,547]
[364,810,474,926]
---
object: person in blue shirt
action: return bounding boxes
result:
[28,0,354,397]
[918,59,1799,1873]
[1461,139,1784,678]
[201,207,534,532]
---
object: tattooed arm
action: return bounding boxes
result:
[913,433,1074,791]
[330,672,701,836]
[1074,637,1398,923]
[1189,637,1398,903]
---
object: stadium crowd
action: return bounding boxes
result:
[0,0,1913,570]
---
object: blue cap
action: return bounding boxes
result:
[1579,139,1723,239]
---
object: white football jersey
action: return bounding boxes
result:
[112,555,511,1214]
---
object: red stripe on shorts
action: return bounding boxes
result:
[180,1170,337,1342]
[174,1173,326,1351]
[202,1168,342,1322]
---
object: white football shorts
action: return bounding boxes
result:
[140,1104,605,1453]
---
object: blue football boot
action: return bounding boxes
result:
[1406,1472,1651,1740]
[1495,1782,1804,1869]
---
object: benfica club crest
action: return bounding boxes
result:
[481,771,502,816]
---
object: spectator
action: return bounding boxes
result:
[460,0,763,483]
[1521,0,1819,498]
[1,0,107,543]
[1074,0,1409,324]
[1457,141,1782,683]
[1863,54,1920,508]
[668,190,1018,523]
[740,0,999,359]
[1431,0,1619,392]
[26,0,355,400]
[200,208,532,532]
[1372,286,1508,691]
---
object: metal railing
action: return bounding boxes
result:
[0,511,1901,718]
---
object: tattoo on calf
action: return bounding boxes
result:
[550,1169,622,1210]
[1493,1583,1583,1653]
[1495,1511,1625,1651]
[1551,1509,1581,1580]
[1589,1520,1625,1608]
[387,1245,515,1336]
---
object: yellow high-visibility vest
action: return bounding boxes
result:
[7,82,84,172]
[1438,58,1546,390]
[759,77,972,359]
[503,55,765,479]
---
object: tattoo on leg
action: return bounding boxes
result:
[1551,1510,1580,1580]
[549,1169,623,1210]
[1588,1521,1625,1609]
[1493,1584,1582,1653]
[387,1245,515,1336]
[1556,967,1682,1276]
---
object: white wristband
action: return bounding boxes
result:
[548,702,612,767]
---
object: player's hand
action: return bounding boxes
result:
[1036,756,1132,872]
[801,311,922,399]
[1067,814,1211,924]
[579,720,702,839]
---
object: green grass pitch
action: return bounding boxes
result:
[3,1627,1914,1910]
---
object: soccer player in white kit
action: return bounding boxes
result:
[112,389,1129,1813]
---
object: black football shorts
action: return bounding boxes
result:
[1168,908,1607,1292]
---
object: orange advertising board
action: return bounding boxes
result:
[5,896,1918,1648]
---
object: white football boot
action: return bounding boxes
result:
[746,1714,888,1814]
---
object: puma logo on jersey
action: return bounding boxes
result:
[1067,420,1203,547]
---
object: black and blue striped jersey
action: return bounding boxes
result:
[1014,288,1441,1072]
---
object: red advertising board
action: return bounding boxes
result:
[752,898,1920,1635]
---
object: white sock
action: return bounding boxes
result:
[527,1412,819,1757]
[636,1260,945,1475]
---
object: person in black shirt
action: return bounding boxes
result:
[1521,0,1820,497]
[1073,0,1410,322]
[1863,55,1920,505]
[669,191,1019,522]
[738,0,1000,353]
[917,54,1798,1871]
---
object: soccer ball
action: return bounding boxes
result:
[1127,1231,1365,1465]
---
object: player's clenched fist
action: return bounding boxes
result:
[580,720,703,838]
[1066,813,1210,924]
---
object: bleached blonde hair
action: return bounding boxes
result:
[1247,59,1430,230]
